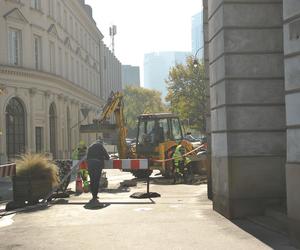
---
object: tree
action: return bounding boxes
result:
[166,56,208,132]
[123,86,167,136]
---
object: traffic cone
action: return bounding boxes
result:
[76,173,83,194]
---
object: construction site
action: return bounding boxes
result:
[0,0,300,249]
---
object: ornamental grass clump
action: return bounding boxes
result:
[16,153,59,187]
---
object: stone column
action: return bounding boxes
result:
[57,94,64,159]
[208,0,286,218]
[29,88,37,152]
[44,91,51,152]
[283,0,300,246]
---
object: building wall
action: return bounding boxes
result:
[207,0,286,218]
[122,65,140,88]
[283,0,300,246]
[144,51,190,99]
[0,0,122,162]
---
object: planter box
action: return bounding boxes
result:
[13,176,52,203]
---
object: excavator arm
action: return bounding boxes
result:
[99,91,128,159]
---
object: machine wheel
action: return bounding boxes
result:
[132,170,152,179]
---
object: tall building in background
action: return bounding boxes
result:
[192,12,204,59]
[121,65,140,88]
[144,51,190,100]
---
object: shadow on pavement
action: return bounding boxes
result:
[51,198,156,206]
[233,219,296,250]
[84,200,110,210]
[100,186,130,193]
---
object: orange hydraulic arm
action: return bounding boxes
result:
[99,91,127,159]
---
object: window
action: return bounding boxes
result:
[76,61,79,84]
[31,0,41,10]
[6,98,26,160]
[75,22,78,41]
[171,118,183,141]
[137,119,155,144]
[158,118,170,141]
[80,28,83,46]
[33,35,42,70]
[49,41,55,73]
[58,47,62,76]
[71,56,74,82]
[8,28,22,66]
[86,67,88,89]
[81,63,84,85]
[35,127,43,153]
[64,10,68,31]
[57,2,61,23]
[48,0,54,17]
[65,52,69,79]
[70,16,73,36]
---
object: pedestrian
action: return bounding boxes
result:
[86,139,110,201]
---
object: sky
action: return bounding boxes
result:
[85,0,202,86]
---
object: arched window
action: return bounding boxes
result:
[6,97,26,160]
[49,103,57,159]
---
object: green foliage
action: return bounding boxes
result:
[123,86,167,136]
[166,56,208,132]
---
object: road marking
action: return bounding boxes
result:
[0,214,15,228]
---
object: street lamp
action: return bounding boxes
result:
[193,46,204,68]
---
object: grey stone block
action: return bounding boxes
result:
[283,0,300,20]
[226,79,285,104]
[229,156,286,199]
[208,5,224,40]
[286,163,300,220]
[284,55,300,91]
[209,30,224,62]
[289,218,300,248]
[287,129,300,162]
[210,81,226,108]
[211,133,228,157]
[226,54,284,78]
[209,56,225,85]
[227,132,286,156]
[224,29,283,53]
[283,23,300,55]
[224,3,283,27]
[211,107,227,132]
[211,156,229,197]
[286,93,300,126]
[208,0,223,19]
[226,106,286,131]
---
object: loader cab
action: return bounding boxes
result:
[136,113,183,157]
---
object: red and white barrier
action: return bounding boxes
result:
[0,163,16,178]
[104,159,148,170]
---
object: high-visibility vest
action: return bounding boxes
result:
[174,145,191,167]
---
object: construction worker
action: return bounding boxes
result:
[173,144,191,183]
[86,139,110,201]
[72,140,87,160]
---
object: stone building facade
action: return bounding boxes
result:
[204,0,300,246]
[0,0,122,162]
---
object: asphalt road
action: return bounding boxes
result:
[0,170,297,250]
